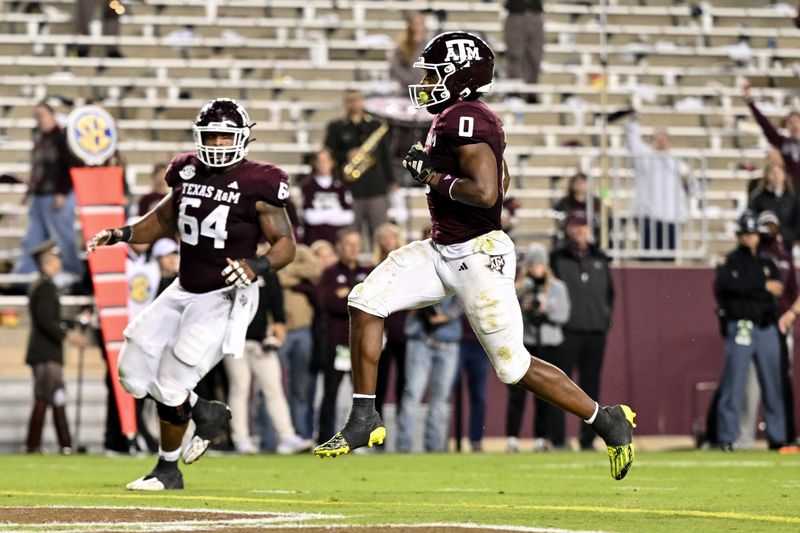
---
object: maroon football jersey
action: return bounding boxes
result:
[165,152,290,293]
[300,175,354,245]
[424,100,505,245]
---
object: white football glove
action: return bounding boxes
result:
[221,260,252,287]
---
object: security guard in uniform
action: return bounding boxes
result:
[714,212,787,450]
[24,239,87,454]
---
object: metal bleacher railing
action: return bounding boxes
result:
[584,152,709,264]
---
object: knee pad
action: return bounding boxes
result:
[156,399,192,425]
[491,345,531,385]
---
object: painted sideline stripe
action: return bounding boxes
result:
[3,490,800,526]
[218,524,604,532]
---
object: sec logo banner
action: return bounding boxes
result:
[66,105,119,166]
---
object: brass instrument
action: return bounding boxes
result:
[343,122,390,182]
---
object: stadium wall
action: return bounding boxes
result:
[457,267,800,438]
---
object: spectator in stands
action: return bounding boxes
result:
[553,172,602,247]
[397,296,463,452]
[13,102,81,283]
[388,12,429,91]
[277,244,322,440]
[324,90,394,249]
[550,211,615,450]
[223,255,314,455]
[744,79,800,185]
[153,237,179,296]
[24,240,88,454]
[625,114,689,256]
[456,313,490,452]
[714,211,787,451]
[749,162,799,251]
[300,148,355,246]
[137,163,168,218]
[503,0,545,104]
[317,229,373,443]
[72,0,123,58]
[372,224,408,424]
[506,243,571,452]
[311,239,337,270]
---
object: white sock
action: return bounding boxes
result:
[188,392,199,407]
[353,394,376,399]
[159,447,181,462]
[584,402,600,424]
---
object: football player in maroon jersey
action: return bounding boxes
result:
[89,98,296,490]
[315,32,636,480]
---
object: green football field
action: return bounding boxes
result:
[1,450,799,532]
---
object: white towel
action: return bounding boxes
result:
[221,283,259,359]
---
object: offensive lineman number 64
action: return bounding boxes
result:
[178,183,289,248]
[179,197,229,249]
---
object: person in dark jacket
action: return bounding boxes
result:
[24,240,88,454]
[316,228,373,442]
[552,172,602,247]
[714,211,787,450]
[550,210,615,450]
[748,162,800,250]
[13,102,81,280]
[324,90,394,248]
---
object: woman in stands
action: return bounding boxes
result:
[749,162,799,251]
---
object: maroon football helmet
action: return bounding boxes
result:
[193,98,253,167]
[408,31,494,113]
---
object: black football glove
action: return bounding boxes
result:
[402,142,435,185]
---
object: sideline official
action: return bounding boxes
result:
[715,212,787,450]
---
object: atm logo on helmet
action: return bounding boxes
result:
[444,39,481,62]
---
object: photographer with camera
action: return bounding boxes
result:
[505,243,571,452]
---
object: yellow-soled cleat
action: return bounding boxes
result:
[313,426,386,458]
[606,405,636,480]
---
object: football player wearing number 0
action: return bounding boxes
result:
[314,32,637,480]
[88,98,296,490]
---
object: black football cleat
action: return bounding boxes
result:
[126,458,184,491]
[182,398,231,465]
[314,410,385,458]
[592,404,637,480]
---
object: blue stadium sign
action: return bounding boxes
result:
[66,105,119,166]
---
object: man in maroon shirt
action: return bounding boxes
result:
[744,79,800,184]
[316,228,372,442]
[89,99,296,490]
[315,32,636,480]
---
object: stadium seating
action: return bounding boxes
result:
[0,0,794,267]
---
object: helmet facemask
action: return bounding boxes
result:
[193,123,250,168]
[408,62,458,109]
